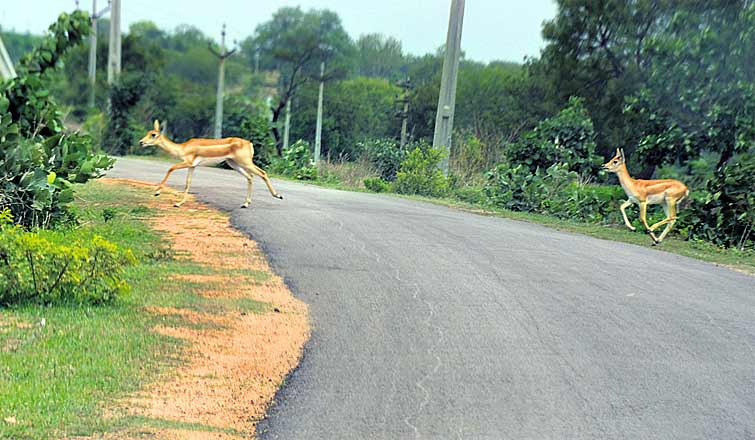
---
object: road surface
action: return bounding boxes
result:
[110,158,755,439]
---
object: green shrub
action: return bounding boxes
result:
[363,177,390,193]
[682,153,755,249]
[394,144,450,197]
[270,140,317,180]
[505,96,600,177]
[484,162,625,223]
[0,221,135,306]
[359,138,404,181]
[1,11,112,228]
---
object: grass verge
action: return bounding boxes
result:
[0,180,299,439]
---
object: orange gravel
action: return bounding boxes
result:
[99,178,309,439]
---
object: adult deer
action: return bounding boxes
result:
[603,148,688,244]
[138,120,283,208]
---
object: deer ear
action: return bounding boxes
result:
[153,120,160,132]
[620,148,626,162]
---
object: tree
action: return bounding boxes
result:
[246,7,355,153]
[628,1,755,172]
[531,0,676,164]
[356,33,405,79]
[289,76,401,160]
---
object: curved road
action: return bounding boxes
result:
[111,158,755,439]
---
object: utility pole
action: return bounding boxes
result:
[254,48,260,74]
[0,35,16,80]
[209,24,236,138]
[283,98,292,150]
[107,0,121,85]
[88,0,110,107]
[313,60,325,163]
[395,78,412,148]
[432,0,465,174]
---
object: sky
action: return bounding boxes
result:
[1,0,557,63]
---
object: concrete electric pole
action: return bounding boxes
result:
[432,0,465,174]
[107,0,121,85]
[209,24,236,138]
[88,0,111,107]
[314,60,325,163]
[0,35,16,80]
[395,78,412,148]
[283,98,292,150]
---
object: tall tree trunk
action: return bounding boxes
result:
[270,100,286,156]
[716,143,735,171]
[636,163,656,179]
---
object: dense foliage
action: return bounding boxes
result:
[506,97,600,177]
[1,11,112,228]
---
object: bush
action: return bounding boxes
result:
[483,162,624,223]
[364,177,390,193]
[359,138,404,181]
[682,153,755,249]
[0,215,135,305]
[394,143,449,197]
[505,96,600,177]
[270,140,317,180]
[1,11,112,229]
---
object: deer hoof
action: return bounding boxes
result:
[174,202,183,208]
[275,194,284,200]
[241,203,250,209]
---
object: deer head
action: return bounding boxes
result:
[139,120,164,147]
[602,148,626,173]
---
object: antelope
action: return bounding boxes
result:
[603,148,689,244]
[138,120,283,208]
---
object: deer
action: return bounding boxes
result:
[603,148,689,245]
[138,120,283,208]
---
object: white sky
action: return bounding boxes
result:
[2,0,557,63]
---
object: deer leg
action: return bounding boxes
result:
[227,159,254,208]
[155,162,191,196]
[247,163,283,200]
[654,201,678,244]
[174,167,195,207]
[620,200,636,231]
[650,200,678,231]
[639,202,660,244]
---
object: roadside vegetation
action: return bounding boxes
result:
[0,13,307,438]
[5,2,750,262]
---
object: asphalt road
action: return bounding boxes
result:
[110,158,755,440]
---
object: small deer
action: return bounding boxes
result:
[603,148,688,244]
[138,120,283,208]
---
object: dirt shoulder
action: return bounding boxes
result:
[101,178,309,439]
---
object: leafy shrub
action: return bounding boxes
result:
[484,162,624,223]
[224,96,276,167]
[359,138,404,181]
[0,221,135,305]
[506,96,600,177]
[394,144,449,197]
[270,140,317,180]
[682,153,755,249]
[0,11,112,228]
[104,73,146,155]
[364,177,390,193]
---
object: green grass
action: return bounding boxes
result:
[0,180,270,439]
